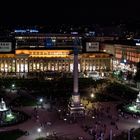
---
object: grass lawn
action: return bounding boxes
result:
[0,129,25,140]
[11,96,37,107]
[18,96,37,106]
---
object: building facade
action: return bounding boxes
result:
[0,32,112,78]
[101,43,140,73]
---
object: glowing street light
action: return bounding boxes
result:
[137,120,140,128]
[90,93,95,98]
[46,132,50,137]
[124,59,127,63]
[64,118,67,123]
[37,128,42,137]
[66,113,69,116]
[138,120,140,124]
[11,84,15,90]
[11,84,15,92]
[12,84,15,88]
[39,98,43,103]
[38,98,44,108]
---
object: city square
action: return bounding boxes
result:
[0,1,140,139]
[0,69,140,140]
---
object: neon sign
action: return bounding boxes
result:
[14,29,39,33]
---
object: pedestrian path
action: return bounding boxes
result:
[1,101,140,140]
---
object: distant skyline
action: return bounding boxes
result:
[1,1,140,26]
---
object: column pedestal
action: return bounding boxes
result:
[68,94,84,116]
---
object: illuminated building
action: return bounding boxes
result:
[114,44,140,63]
[101,43,140,64]
[101,43,140,72]
[0,32,112,77]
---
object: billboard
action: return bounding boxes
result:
[0,42,12,52]
[86,42,99,52]
[0,41,15,53]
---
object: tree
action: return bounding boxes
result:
[127,71,133,84]
[118,70,123,80]
[134,62,140,89]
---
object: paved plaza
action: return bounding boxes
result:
[0,100,140,140]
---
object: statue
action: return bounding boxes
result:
[135,91,140,109]
[0,98,7,111]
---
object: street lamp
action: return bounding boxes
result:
[90,93,95,98]
[124,59,127,63]
[46,132,50,137]
[10,84,15,92]
[64,118,67,123]
[12,84,15,88]
[37,128,42,137]
[38,98,44,108]
[138,120,140,127]
[39,98,43,103]
[11,84,15,90]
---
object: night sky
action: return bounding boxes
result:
[0,1,140,26]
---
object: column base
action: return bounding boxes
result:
[68,101,85,117]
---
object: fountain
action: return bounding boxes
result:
[128,91,140,113]
[0,98,15,124]
[0,98,29,127]
[122,91,140,114]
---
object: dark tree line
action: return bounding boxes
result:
[134,62,140,89]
